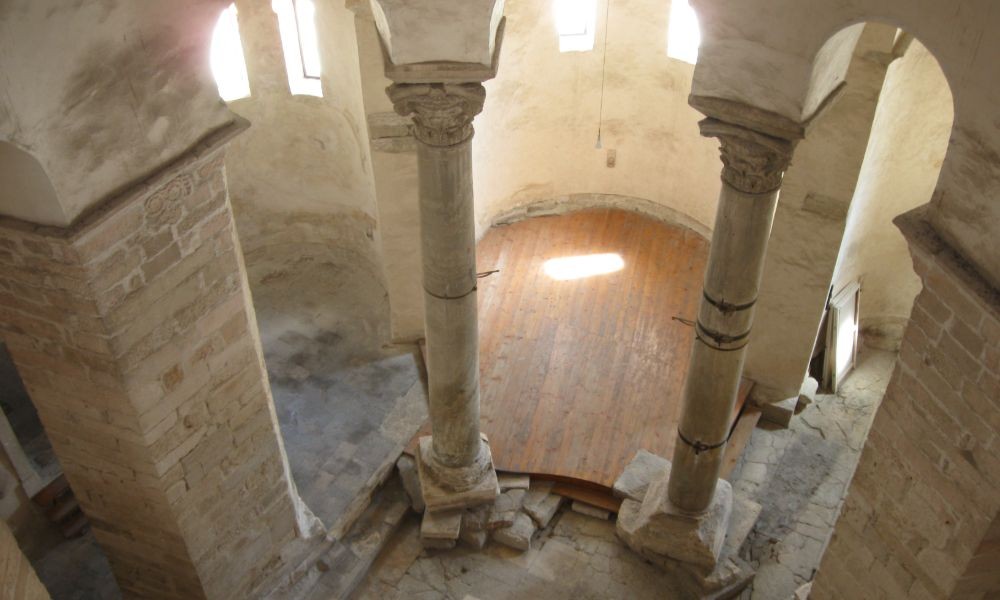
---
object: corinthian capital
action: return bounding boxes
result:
[387,83,486,147]
[699,119,796,194]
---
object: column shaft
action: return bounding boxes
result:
[387,83,498,505]
[418,138,482,468]
[668,183,778,512]
[668,119,796,513]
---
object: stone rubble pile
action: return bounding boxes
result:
[396,456,620,552]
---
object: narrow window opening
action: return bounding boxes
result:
[554,0,597,53]
[210,4,252,102]
[666,0,701,65]
[273,0,323,97]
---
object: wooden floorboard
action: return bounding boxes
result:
[409,209,755,491]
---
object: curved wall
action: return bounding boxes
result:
[832,40,953,348]
[224,0,384,315]
[472,0,723,237]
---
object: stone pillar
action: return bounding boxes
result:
[0,126,320,599]
[386,83,499,511]
[812,207,1000,600]
[618,117,797,572]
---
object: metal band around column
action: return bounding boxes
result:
[677,429,728,455]
[424,285,477,301]
[702,291,757,314]
[694,320,751,351]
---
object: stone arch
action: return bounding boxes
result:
[830,27,954,350]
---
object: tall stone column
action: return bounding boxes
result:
[387,83,499,511]
[618,117,797,572]
[668,119,796,512]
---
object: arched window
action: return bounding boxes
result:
[554,0,597,53]
[273,0,323,97]
[666,0,700,64]
[210,4,252,101]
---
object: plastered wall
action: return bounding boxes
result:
[225,0,386,316]
[832,40,953,349]
[472,0,723,236]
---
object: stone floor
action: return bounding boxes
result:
[349,348,894,600]
[255,261,428,534]
[736,348,892,599]
[33,530,120,600]
[25,262,427,597]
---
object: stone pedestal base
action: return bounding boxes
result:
[614,452,761,597]
[416,435,499,512]
[616,460,733,573]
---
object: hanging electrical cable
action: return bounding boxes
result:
[595,0,612,149]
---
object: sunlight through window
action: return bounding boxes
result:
[210,4,251,102]
[667,0,701,65]
[273,0,323,97]
[554,0,597,53]
[543,253,625,281]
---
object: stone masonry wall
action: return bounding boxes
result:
[812,210,1000,599]
[1,518,50,599]
[0,137,317,598]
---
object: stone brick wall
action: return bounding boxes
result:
[0,137,318,598]
[952,513,1000,598]
[1,518,50,599]
[812,210,1000,599]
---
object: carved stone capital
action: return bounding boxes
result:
[699,119,797,194]
[387,83,486,147]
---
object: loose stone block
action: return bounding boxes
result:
[488,489,526,530]
[759,396,797,428]
[462,504,491,533]
[420,509,462,549]
[459,525,489,550]
[396,455,425,513]
[613,449,669,501]
[492,512,536,552]
[497,472,530,491]
[798,377,818,410]
[571,501,611,521]
[523,481,563,528]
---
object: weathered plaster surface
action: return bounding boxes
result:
[833,41,953,349]
[225,0,385,302]
[472,0,723,237]
[0,0,235,226]
[691,0,1000,286]
[369,0,504,67]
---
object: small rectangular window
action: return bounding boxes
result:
[211,4,252,102]
[666,0,701,65]
[273,0,323,97]
[554,0,597,53]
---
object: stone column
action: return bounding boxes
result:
[387,83,499,511]
[668,119,796,512]
[618,118,797,572]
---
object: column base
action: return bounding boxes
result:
[416,434,500,512]
[616,459,732,573]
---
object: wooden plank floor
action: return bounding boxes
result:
[474,208,740,489]
[408,208,754,490]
